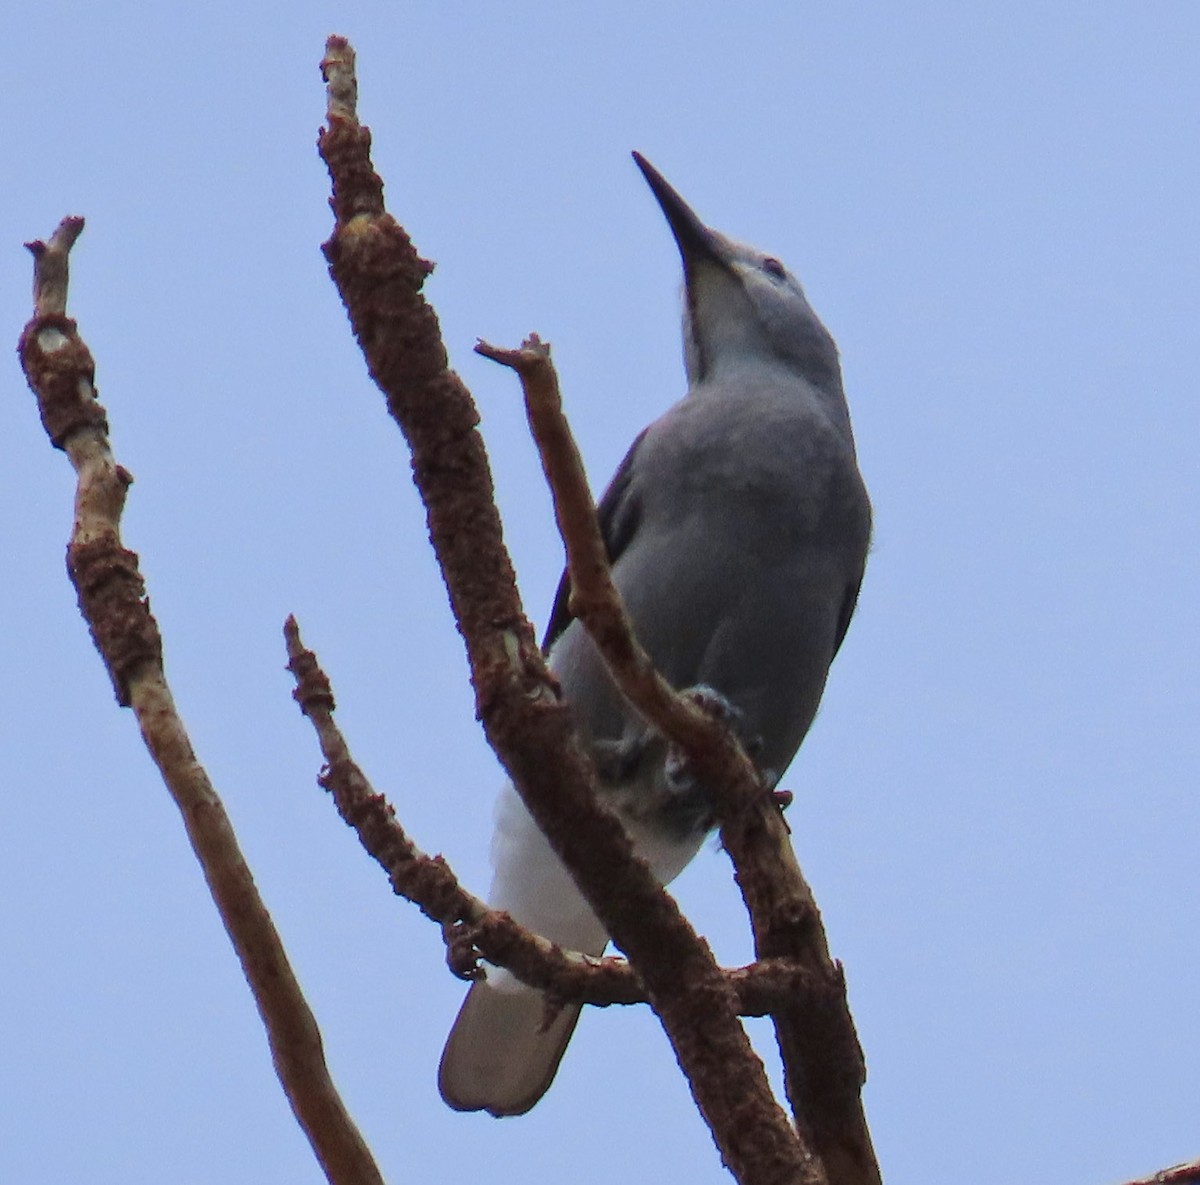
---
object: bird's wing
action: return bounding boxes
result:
[541,427,649,654]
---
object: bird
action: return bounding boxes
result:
[438,151,872,1116]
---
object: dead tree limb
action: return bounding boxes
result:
[18,219,386,1185]
[477,335,879,1185]
[317,33,824,1185]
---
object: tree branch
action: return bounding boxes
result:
[1118,1160,1200,1185]
[477,334,879,1185]
[317,34,821,1185]
[18,220,386,1185]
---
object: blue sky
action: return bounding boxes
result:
[5,5,1199,1184]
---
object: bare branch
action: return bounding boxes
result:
[317,36,820,1185]
[18,223,386,1185]
[478,335,879,1185]
[1117,1159,1200,1185]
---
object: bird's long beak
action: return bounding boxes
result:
[632,152,725,268]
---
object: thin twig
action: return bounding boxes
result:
[317,35,821,1185]
[18,221,386,1185]
[478,334,879,1185]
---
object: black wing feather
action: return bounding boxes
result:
[831,574,864,660]
[541,428,649,654]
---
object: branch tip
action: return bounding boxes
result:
[321,35,358,124]
[283,613,302,653]
[475,334,552,373]
[283,616,335,716]
[24,214,86,257]
[26,216,87,317]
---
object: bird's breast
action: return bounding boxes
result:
[635,381,867,550]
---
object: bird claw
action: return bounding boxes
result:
[681,684,740,725]
[662,685,769,823]
[676,684,765,760]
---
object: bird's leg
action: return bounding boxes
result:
[594,688,780,837]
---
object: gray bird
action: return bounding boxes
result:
[438,152,871,1116]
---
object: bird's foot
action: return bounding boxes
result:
[665,685,764,783]
[666,687,797,831]
[658,685,767,829]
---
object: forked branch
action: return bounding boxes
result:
[318,33,823,1185]
[477,335,878,1185]
[285,615,827,1017]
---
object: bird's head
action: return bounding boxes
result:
[633,152,840,393]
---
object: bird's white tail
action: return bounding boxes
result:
[438,785,609,1114]
[438,979,582,1116]
[437,781,707,1114]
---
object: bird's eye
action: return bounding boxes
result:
[762,257,786,279]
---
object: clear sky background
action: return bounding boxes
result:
[5,5,1198,1184]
